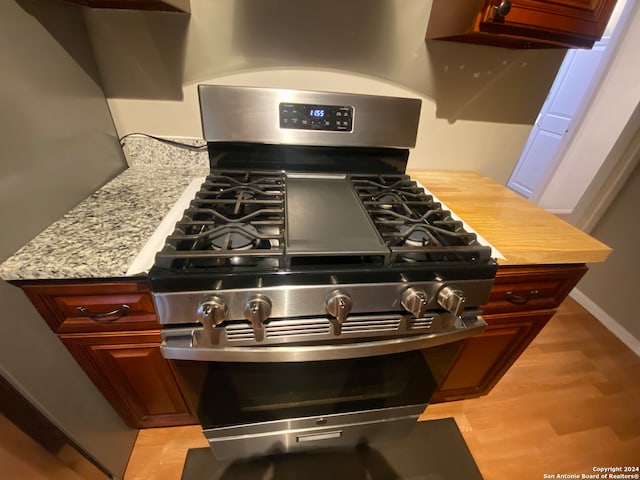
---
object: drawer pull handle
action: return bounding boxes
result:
[505,290,538,305]
[76,305,130,322]
[493,0,512,20]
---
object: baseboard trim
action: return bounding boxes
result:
[570,288,640,357]
[544,208,572,215]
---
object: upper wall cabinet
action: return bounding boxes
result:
[426,0,618,49]
[62,0,190,13]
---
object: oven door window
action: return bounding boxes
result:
[175,349,450,430]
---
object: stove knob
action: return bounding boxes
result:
[243,295,272,328]
[401,287,429,318]
[325,289,353,324]
[197,295,228,326]
[437,286,466,318]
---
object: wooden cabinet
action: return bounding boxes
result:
[432,264,587,402]
[478,0,617,48]
[20,280,195,428]
[427,0,618,49]
[60,0,190,13]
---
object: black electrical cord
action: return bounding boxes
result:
[119,133,207,151]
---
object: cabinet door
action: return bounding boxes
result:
[479,0,618,48]
[61,330,195,428]
[431,309,555,402]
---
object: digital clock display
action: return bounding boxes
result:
[279,102,353,131]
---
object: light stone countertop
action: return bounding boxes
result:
[0,137,209,281]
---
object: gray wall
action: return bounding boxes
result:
[0,0,135,476]
[83,0,566,184]
[576,157,640,342]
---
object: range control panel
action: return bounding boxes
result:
[279,102,353,132]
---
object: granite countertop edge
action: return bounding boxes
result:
[0,137,209,282]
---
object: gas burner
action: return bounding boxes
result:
[173,221,279,253]
[217,190,259,220]
[399,224,432,247]
[381,217,478,248]
[371,193,404,210]
[207,224,260,251]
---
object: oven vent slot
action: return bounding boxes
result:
[409,317,434,330]
[224,319,333,341]
[342,318,401,333]
[224,324,256,341]
[265,319,331,338]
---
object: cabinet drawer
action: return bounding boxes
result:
[21,281,159,333]
[483,264,587,315]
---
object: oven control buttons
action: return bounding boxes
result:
[437,286,466,318]
[325,289,353,324]
[197,295,229,326]
[401,287,430,318]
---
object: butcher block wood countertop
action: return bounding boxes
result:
[409,170,612,266]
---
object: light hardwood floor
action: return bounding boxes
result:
[124,297,640,479]
[0,415,85,480]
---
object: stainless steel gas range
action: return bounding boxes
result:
[150,85,498,461]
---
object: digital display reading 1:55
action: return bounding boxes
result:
[279,102,353,131]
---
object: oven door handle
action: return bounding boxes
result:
[161,316,486,362]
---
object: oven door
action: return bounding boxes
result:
[164,315,485,460]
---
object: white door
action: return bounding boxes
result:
[507,43,608,200]
[506,0,632,204]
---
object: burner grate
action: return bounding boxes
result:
[154,171,286,270]
[351,174,491,263]
[154,171,492,272]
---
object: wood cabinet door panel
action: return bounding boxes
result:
[479,0,617,47]
[432,310,555,402]
[437,325,523,390]
[61,331,195,428]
